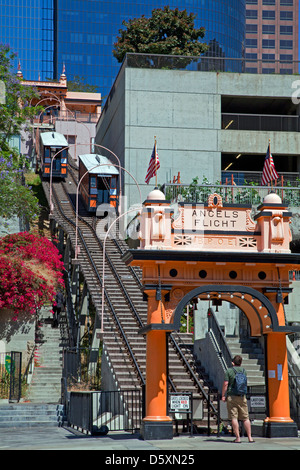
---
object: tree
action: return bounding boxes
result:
[113,6,208,64]
[0,231,64,318]
[0,45,40,144]
[67,75,99,93]
[0,45,41,228]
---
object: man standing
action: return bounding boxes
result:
[52,290,66,328]
[222,355,254,443]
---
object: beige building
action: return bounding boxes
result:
[18,65,101,162]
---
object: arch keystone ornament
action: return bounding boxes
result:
[123,190,300,439]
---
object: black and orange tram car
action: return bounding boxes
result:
[40,131,68,178]
[78,154,119,213]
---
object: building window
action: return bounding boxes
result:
[280,26,293,35]
[280,0,293,5]
[246,53,258,60]
[262,10,276,19]
[280,11,293,20]
[246,24,258,33]
[263,0,275,4]
[262,39,275,48]
[280,54,293,63]
[280,40,293,49]
[262,68,275,74]
[246,0,258,3]
[262,53,275,62]
[246,39,258,48]
[246,9,258,19]
[262,25,275,34]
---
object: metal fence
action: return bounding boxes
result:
[162,183,300,207]
[68,389,144,435]
[62,347,101,390]
[124,53,300,75]
[0,352,22,402]
[289,375,300,427]
[222,113,300,133]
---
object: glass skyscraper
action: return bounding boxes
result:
[0,0,55,80]
[0,0,245,97]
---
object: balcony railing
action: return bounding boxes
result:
[124,53,300,75]
[222,171,299,186]
[222,113,300,132]
[162,182,300,206]
[33,110,99,125]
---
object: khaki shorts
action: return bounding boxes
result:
[227,395,249,421]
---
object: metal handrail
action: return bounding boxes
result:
[66,165,145,330]
[222,112,300,132]
[124,53,300,73]
[170,332,219,416]
[208,308,232,369]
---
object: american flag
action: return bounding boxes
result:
[145,143,160,184]
[261,143,278,185]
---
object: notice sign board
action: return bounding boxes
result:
[250,396,266,410]
[169,394,191,413]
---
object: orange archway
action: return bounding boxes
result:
[124,189,300,439]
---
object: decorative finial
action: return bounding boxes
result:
[16,59,23,78]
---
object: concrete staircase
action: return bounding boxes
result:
[226,337,265,388]
[26,308,63,404]
[0,308,65,428]
[0,403,61,428]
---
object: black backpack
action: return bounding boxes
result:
[232,367,247,396]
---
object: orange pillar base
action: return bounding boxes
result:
[141,420,173,440]
[140,325,173,440]
[263,421,298,438]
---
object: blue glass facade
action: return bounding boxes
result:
[0,1,245,96]
[56,0,245,97]
[0,0,55,81]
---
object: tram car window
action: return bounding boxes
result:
[40,131,68,178]
[78,154,119,213]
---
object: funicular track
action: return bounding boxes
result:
[42,161,220,429]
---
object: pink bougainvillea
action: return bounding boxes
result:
[0,231,64,317]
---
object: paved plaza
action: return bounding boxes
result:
[0,426,299,453]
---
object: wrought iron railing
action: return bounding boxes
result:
[162,182,300,206]
[68,389,143,434]
[62,347,101,390]
[289,375,300,427]
[222,171,299,187]
[0,352,22,402]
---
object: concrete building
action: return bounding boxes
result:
[95,54,300,210]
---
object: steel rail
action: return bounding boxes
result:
[48,179,146,387]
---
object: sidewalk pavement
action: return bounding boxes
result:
[0,426,299,452]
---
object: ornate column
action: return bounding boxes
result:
[264,293,298,437]
[140,288,173,440]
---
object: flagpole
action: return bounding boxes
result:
[269,138,273,191]
[154,136,158,188]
